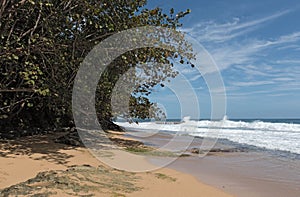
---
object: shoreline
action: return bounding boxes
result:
[0,131,233,196]
[165,152,300,197]
[1,130,299,196]
[129,131,300,197]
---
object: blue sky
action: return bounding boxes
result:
[145,0,300,119]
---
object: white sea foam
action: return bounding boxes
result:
[116,117,300,154]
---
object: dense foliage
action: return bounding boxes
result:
[0,0,193,132]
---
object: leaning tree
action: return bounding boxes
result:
[0,0,194,132]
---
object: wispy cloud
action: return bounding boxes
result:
[180,10,300,98]
[254,32,300,48]
[182,10,292,43]
[181,9,300,73]
[230,80,275,87]
[275,59,300,64]
[205,32,300,72]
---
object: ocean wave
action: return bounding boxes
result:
[116,117,300,154]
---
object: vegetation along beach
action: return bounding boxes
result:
[1,0,300,196]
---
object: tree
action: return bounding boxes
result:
[0,0,193,132]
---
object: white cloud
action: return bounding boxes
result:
[230,80,275,87]
[273,77,294,82]
[182,10,292,43]
[275,60,300,64]
[181,9,300,73]
[253,32,300,48]
[178,10,300,99]
[205,32,300,73]
[190,74,202,81]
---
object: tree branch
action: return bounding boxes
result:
[0,88,35,93]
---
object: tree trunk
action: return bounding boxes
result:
[99,118,124,132]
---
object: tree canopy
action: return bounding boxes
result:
[0,0,193,132]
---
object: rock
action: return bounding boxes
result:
[187,147,247,154]
[190,148,200,154]
[54,131,83,147]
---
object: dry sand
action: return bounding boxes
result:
[0,132,233,196]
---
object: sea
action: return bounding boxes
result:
[116,117,300,157]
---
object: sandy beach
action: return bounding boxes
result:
[0,132,233,196]
[1,130,299,196]
[1,0,299,196]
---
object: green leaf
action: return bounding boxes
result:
[12,54,19,60]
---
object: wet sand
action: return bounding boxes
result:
[167,152,300,197]
[128,131,300,197]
